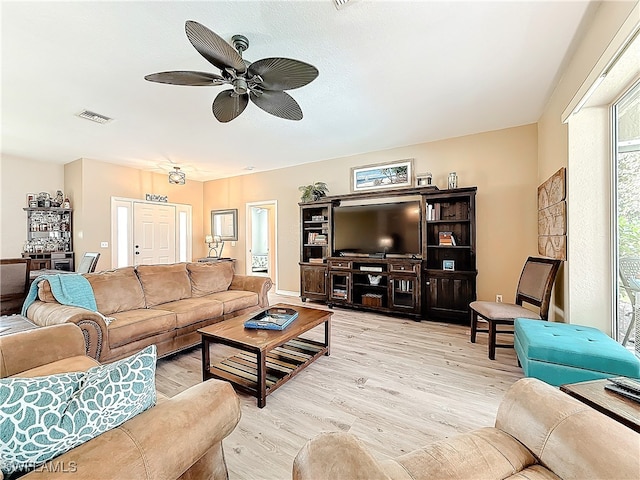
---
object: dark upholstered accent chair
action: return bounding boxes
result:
[0,258,31,315]
[76,252,100,274]
[619,257,640,346]
[470,257,562,360]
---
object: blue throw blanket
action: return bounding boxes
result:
[22,274,97,316]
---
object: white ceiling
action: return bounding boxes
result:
[2,0,593,181]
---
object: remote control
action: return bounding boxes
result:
[608,377,640,394]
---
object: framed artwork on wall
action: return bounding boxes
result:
[350,159,414,192]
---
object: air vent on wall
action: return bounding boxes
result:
[76,110,113,124]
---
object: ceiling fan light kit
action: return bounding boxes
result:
[145,20,319,123]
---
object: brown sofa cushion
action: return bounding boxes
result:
[187,262,234,297]
[136,263,192,307]
[205,290,259,314]
[84,267,146,315]
[159,297,224,328]
[107,308,176,348]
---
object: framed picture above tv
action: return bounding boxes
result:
[350,159,414,192]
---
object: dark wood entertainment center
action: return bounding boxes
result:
[299,186,477,322]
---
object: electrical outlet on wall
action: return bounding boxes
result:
[496,294,503,303]
[100,242,108,248]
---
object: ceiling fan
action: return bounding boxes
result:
[145,21,319,123]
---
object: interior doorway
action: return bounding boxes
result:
[245,201,277,287]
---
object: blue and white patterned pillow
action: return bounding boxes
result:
[0,345,157,475]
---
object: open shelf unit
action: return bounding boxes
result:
[299,202,333,302]
[22,207,74,271]
[423,189,477,321]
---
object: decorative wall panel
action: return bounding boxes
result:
[538,168,566,260]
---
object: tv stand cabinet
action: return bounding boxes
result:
[299,186,477,322]
[324,257,421,318]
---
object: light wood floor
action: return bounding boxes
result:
[155,293,523,480]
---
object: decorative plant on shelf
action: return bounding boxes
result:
[298,182,329,202]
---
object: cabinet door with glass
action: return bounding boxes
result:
[329,271,351,304]
[389,275,420,313]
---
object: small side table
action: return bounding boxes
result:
[0,314,38,336]
[560,379,640,433]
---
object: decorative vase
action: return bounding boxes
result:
[448,172,458,189]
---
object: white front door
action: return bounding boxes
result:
[133,202,176,265]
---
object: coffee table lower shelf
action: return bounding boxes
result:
[204,337,327,405]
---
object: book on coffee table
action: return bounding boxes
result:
[244,307,299,330]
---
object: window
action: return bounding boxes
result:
[116,205,130,268]
[614,80,640,347]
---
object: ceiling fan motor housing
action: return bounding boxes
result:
[233,77,248,95]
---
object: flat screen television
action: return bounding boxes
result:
[333,201,421,256]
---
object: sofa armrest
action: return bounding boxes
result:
[230,274,272,307]
[496,377,640,479]
[0,324,87,378]
[22,379,241,479]
[293,432,391,480]
[26,301,108,360]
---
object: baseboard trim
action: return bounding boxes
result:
[275,289,299,298]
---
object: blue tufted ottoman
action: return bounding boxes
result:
[514,318,640,386]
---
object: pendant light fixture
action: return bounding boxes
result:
[168,166,186,185]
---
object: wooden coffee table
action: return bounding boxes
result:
[198,303,332,408]
[560,379,640,433]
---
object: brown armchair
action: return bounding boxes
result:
[0,323,241,480]
[293,378,639,480]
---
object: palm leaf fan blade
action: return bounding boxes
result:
[248,58,319,91]
[212,90,249,123]
[185,20,246,74]
[250,90,303,121]
[144,71,226,86]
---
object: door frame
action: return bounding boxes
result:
[245,200,278,289]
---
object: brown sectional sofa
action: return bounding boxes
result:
[26,262,272,362]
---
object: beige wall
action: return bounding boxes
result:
[66,159,205,269]
[0,156,65,257]
[204,124,539,300]
[537,0,638,329]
